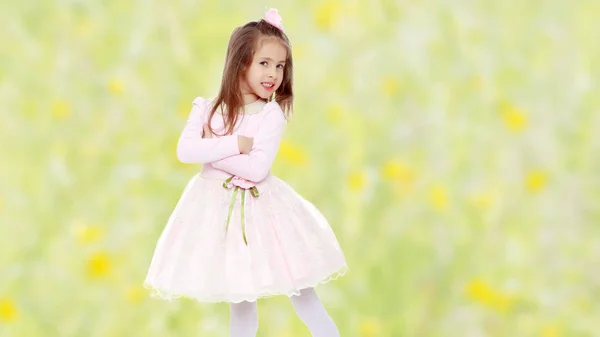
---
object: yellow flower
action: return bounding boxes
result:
[381,77,399,97]
[382,160,417,199]
[279,141,308,166]
[108,78,124,95]
[51,100,70,120]
[525,170,548,193]
[466,279,514,313]
[466,279,491,301]
[86,251,112,278]
[347,171,367,192]
[359,317,381,337]
[501,102,528,132]
[0,298,17,322]
[125,286,145,303]
[314,2,340,30]
[381,160,415,182]
[75,224,104,245]
[429,185,448,210]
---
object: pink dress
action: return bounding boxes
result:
[143,97,348,303]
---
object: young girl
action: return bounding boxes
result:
[143,8,348,337]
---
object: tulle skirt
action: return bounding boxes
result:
[143,173,348,303]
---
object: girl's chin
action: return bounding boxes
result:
[256,92,271,99]
[254,86,277,98]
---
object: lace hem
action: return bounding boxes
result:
[142,265,348,304]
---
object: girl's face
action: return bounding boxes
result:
[240,38,287,103]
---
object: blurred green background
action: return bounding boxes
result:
[1,0,599,336]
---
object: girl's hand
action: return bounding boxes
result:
[203,124,213,139]
[205,124,252,154]
[237,136,254,154]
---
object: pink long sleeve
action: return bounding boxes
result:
[176,97,240,164]
[211,102,286,182]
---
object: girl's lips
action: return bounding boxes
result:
[262,82,275,91]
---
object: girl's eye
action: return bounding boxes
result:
[260,61,268,66]
[276,64,284,69]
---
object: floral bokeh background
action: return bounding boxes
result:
[1,0,599,336]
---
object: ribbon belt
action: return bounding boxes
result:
[222,176,260,245]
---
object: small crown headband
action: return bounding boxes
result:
[264,8,284,32]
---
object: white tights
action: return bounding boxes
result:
[229,287,339,337]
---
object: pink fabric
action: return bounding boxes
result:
[176,98,239,164]
[143,97,348,304]
[143,175,348,303]
[264,8,284,31]
[228,176,257,189]
[176,97,285,183]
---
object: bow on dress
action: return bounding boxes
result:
[222,176,260,245]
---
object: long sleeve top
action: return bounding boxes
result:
[176,97,286,183]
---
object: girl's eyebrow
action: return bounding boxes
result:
[260,57,286,63]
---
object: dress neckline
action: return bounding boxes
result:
[242,99,267,114]
[215,99,267,116]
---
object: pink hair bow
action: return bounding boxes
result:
[264,8,284,32]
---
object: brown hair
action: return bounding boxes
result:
[207,19,294,136]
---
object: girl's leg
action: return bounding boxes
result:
[289,287,340,337]
[229,301,258,337]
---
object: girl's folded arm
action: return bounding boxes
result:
[211,103,286,182]
[176,97,240,164]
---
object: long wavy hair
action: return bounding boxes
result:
[207,19,294,136]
